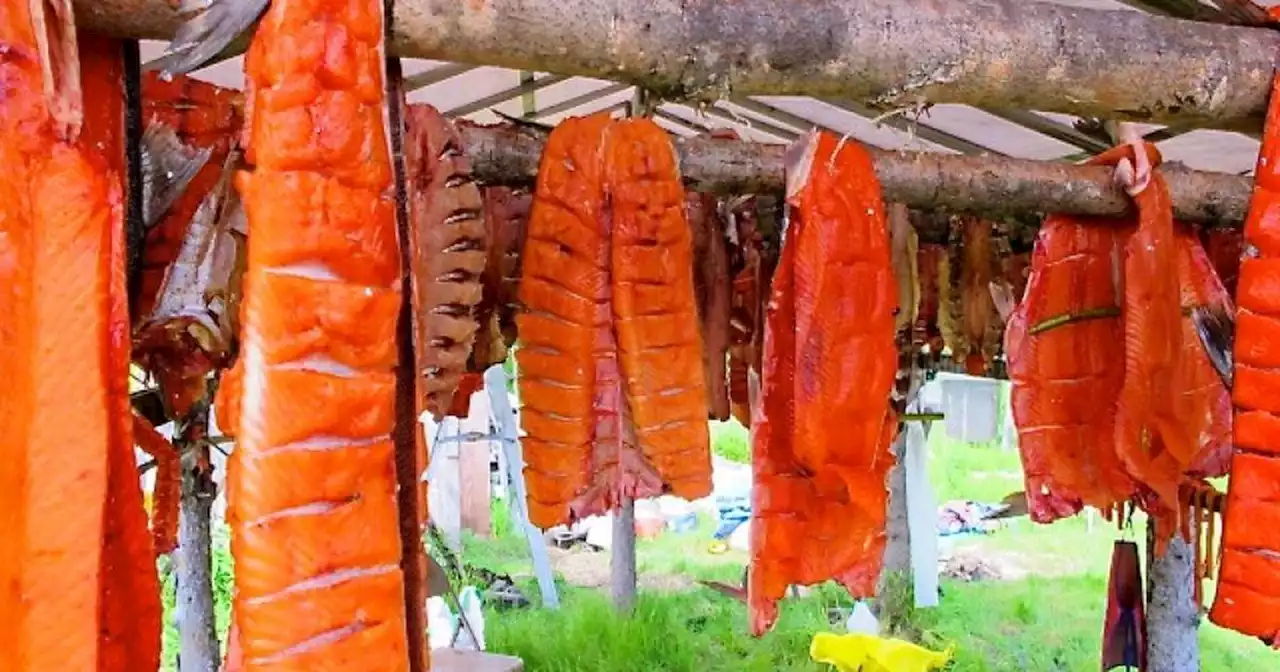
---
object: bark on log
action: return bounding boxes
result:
[611,497,638,613]
[459,124,1253,226]
[175,403,220,672]
[75,0,1280,131]
[1146,520,1201,672]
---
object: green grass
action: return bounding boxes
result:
[710,419,750,464]
[161,417,1280,671]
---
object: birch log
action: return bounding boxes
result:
[76,0,1280,131]
[175,403,219,672]
[458,124,1252,226]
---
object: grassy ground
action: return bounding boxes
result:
[162,415,1280,671]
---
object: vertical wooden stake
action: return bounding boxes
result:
[612,496,638,612]
[175,402,219,672]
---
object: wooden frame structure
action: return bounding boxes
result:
[80,1,1268,670]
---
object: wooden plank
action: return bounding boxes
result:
[432,649,524,672]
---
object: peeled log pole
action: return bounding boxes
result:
[459,124,1252,226]
[77,0,1280,131]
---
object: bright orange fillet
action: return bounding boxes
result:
[232,0,415,669]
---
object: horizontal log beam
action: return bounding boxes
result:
[458,123,1252,226]
[76,0,1280,132]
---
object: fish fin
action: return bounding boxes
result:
[146,0,270,78]
[140,123,212,228]
[1191,303,1234,390]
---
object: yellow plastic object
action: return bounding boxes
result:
[810,632,952,672]
[707,540,730,555]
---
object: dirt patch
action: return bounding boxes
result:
[942,542,1090,582]
[548,547,695,592]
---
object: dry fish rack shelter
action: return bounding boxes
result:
[7,0,1280,671]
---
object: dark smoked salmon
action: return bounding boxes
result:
[404,104,486,419]
[231,0,415,668]
[749,130,898,636]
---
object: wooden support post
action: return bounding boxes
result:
[612,496,638,612]
[1146,520,1201,672]
[175,403,219,672]
[80,0,1280,131]
[875,430,913,636]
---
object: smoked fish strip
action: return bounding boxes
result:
[1172,227,1233,479]
[83,32,165,672]
[748,130,898,636]
[404,104,486,419]
[0,10,159,670]
[1106,142,1192,534]
[133,411,182,555]
[138,72,243,320]
[688,191,732,421]
[517,113,612,529]
[1211,65,1280,646]
[607,118,713,501]
[232,0,413,669]
[471,186,529,371]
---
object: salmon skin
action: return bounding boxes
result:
[0,11,161,671]
[231,0,416,668]
[749,130,898,636]
[470,186,530,371]
[1171,226,1233,480]
[404,104,487,419]
[138,72,243,322]
[1210,63,1280,646]
[517,113,712,529]
[1201,227,1242,297]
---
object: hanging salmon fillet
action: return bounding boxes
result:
[0,8,160,670]
[133,412,183,555]
[1005,167,1137,522]
[688,190,733,421]
[748,130,898,636]
[517,113,613,528]
[231,0,416,668]
[404,104,486,419]
[1201,227,1243,297]
[1106,141,1197,540]
[518,113,711,529]
[938,216,1000,375]
[606,118,712,501]
[138,72,243,320]
[470,186,530,371]
[1210,66,1280,646]
[1171,226,1232,480]
[726,195,767,428]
